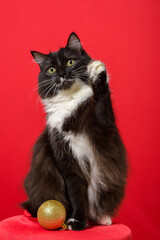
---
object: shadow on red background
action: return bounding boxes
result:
[0,0,160,239]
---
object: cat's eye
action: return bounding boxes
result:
[48,67,56,74]
[67,59,75,67]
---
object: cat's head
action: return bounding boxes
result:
[31,33,92,99]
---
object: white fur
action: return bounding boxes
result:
[67,218,79,230]
[64,133,94,176]
[42,80,93,131]
[88,60,106,83]
[97,215,112,226]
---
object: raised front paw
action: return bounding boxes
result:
[87,60,106,84]
[67,218,86,231]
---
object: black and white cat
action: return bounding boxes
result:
[22,33,128,231]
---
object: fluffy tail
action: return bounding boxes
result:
[21,200,37,217]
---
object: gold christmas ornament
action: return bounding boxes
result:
[37,200,67,230]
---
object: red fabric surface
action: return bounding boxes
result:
[0,212,132,240]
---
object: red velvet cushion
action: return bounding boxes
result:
[0,211,132,240]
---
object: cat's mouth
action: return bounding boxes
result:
[57,77,75,90]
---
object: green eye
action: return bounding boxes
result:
[67,59,75,67]
[48,67,56,74]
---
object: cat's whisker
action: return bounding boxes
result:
[72,65,86,71]
[32,83,52,93]
[76,74,88,78]
[73,72,87,77]
[33,80,53,90]
[53,84,58,95]
[72,69,87,74]
[35,95,42,112]
[44,83,56,99]
[72,66,86,71]
[31,80,53,94]
[29,81,53,102]
[71,71,86,76]
[71,73,87,81]
[73,71,88,76]
[36,83,53,111]
[72,69,85,74]
[74,76,88,82]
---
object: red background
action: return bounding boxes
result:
[0,0,160,239]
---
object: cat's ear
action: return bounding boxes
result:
[31,51,46,68]
[66,32,82,53]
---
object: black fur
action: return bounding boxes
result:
[22,33,128,231]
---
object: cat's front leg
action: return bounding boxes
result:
[65,174,88,230]
[87,60,108,98]
[87,60,115,127]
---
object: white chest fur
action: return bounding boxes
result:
[42,81,93,131]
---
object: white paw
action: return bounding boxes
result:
[87,60,106,83]
[67,218,79,230]
[97,215,112,226]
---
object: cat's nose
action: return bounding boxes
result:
[60,77,64,83]
[59,71,65,78]
[59,73,64,77]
